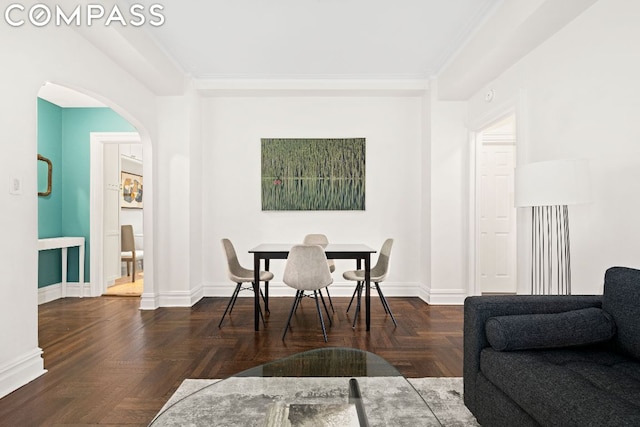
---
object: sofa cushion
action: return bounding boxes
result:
[480,347,640,426]
[485,307,616,351]
[603,267,640,359]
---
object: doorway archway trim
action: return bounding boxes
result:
[90,132,140,297]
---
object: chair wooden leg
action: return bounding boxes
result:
[259,287,270,314]
[375,283,397,327]
[346,282,361,313]
[318,290,332,327]
[229,283,243,315]
[131,257,136,283]
[257,297,266,327]
[219,283,242,328]
[282,290,301,341]
[314,290,328,342]
[324,287,335,313]
[374,283,389,314]
[352,283,363,328]
[294,291,303,313]
[292,291,302,314]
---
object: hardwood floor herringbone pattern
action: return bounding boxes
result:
[0,296,463,426]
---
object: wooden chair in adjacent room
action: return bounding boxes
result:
[121,224,143,283]
[282,244,334,342]
[219,238,273,328]
[343,238,397,327]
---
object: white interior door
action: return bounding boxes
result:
[103,144,121,284]
[479,144,517,293]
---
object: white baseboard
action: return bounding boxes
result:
[38,283,62,305]
[203,281,422,298]
[37,284,204,310]
[39,281,467,307]
[155,285,204,307]
[419,286,467,305]
[139,292,160,310]
[38,282,94,304]
[0,348,47,399]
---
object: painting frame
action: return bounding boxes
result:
[121,171,143,209]
[261,138,366,211]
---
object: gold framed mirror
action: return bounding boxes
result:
[38,154,52,197]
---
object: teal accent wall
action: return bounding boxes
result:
[38,98,63,287]
[37,101,136,287]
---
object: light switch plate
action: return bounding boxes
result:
[9,176,23,195]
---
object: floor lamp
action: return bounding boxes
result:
[515,159,590,295]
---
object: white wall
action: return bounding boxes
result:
[155,96,194,305]
[468,0,640,294]
[188,88,204,305]
[201,96,423,296]
[419,90,432,299]
[153,89,203,307]
[0,23,157,398]
[428,93,470,303]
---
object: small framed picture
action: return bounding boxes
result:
[121,172,143,209]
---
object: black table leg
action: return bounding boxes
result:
[365,254,371,331]
[254,254,260,331]
[264,259,270,313]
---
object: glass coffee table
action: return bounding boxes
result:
[150,347,442,426]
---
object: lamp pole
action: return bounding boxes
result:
[531,205,571,295]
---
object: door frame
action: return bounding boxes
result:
[475,126,517,294]
[469,116,516,296]
[467,90,529,296]
[90,132,141,296]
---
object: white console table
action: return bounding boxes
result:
[38,237,85,298]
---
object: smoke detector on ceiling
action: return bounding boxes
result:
[485,89,495,103]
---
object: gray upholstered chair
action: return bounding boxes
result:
[303,233,335,312]
[121,224,143,283]
[219,238,273,328]
[282,244,334,342]
[344,238,397,327]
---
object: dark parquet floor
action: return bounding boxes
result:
[0,295,463,426]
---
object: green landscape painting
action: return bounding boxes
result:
[261,138,366,211]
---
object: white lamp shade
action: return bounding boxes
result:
[515,158,591,207]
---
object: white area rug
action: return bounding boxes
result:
[153,377,479,426]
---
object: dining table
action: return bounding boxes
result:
[248,243,377,332]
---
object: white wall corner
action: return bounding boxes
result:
[419,285,467,305]
[38,284,63,305]
[0,348,47,399]
[190,284,204,306]
[157,286,204,307]
[139,293,160,310]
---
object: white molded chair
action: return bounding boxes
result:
[344,238,397,327]
[219,238,273,328]
[303,234,335,313]
[121,225,143,283]
[282,244,334,342]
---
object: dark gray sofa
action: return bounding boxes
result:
[464,266,640,426]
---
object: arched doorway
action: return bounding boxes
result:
[36,82,155,309]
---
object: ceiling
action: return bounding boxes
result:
[130,0,502,80]
[43,0,599,105]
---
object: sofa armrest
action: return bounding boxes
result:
[463,294,602,414]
